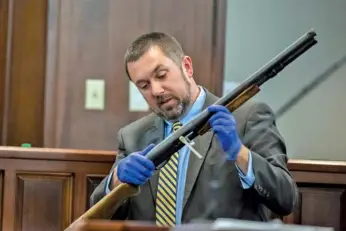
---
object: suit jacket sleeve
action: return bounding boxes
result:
[243,102,298,216]
[89,128,130,220]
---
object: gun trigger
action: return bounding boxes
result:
[179,136,202,159]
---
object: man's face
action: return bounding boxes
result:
[127,46,194,121]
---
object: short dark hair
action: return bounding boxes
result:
[124,32,185,79]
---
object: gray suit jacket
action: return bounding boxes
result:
[90,89,298,223]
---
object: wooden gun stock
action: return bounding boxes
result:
[65,183,139,230]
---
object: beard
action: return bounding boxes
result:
[150,74,192,121]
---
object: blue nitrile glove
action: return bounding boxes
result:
[117,144,155,185]
[207,105,242,161]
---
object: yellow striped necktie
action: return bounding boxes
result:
[155,121,182,227]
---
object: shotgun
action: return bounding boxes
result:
[65,29,317,230]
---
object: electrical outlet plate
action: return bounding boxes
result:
[129,81,149,111]
[85,79,105,110]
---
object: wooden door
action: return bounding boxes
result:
[0,0,47,147]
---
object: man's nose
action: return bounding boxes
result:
[151,81,164,96]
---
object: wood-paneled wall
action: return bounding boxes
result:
[0,147,344,231]
[0,0,227,150]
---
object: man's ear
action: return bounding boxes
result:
[182,56,193,77]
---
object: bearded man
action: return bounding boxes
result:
[90,32,298,227]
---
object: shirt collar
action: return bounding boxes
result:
[164,86,206,128]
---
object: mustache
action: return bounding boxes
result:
[156,94,174,105]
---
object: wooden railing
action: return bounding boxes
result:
[0,146,114,231]
[285,159,346,230]
[0,146,344,231]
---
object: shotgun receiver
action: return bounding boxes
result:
[65,29,317,230]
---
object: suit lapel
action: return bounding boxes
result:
[182,90,218,209]
[182,130,213,209]
[143,115,165,204]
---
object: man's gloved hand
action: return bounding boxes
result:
[207,105,242,161]
[117,143,155,185]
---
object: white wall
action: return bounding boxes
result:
[224,0,346,160]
